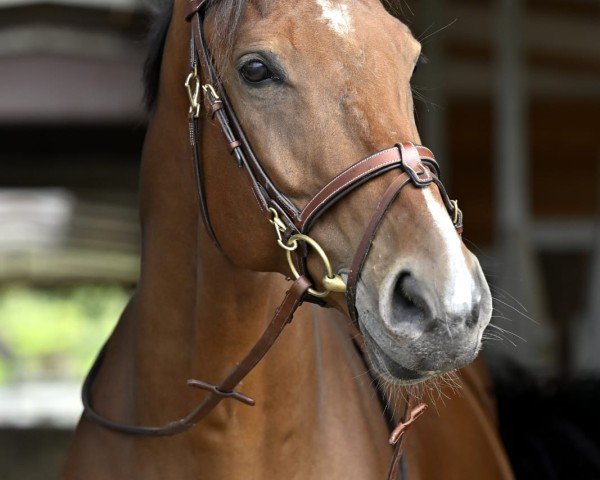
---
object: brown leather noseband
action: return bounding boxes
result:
[82,1,463,478]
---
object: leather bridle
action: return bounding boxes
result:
[82,1,463,478]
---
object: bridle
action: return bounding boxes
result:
[82,1,463,478]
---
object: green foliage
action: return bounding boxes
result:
[0,285,129,384]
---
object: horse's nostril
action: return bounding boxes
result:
[465,304,480,329]
[389,271,430,328]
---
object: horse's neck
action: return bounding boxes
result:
[109,234,390,477]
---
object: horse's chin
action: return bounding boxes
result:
[361,328,437,385]
[356,307,483,385]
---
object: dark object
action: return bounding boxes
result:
[143,0,174,110]
[495,363,600,479]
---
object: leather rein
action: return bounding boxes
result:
[82,1,463,478]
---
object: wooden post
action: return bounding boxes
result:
[573,161,600,373]
[490,0,555,373]
[415,0,450,184]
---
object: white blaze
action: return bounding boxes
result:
[315,0,353,36]
[422,188,473,312]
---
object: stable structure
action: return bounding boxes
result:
[414,0,600,375]
[0,0,148,284]
[0,0,599,479]
[0,0,599,384]
[0,3,148,478]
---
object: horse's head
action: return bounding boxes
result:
[198,0,492,384]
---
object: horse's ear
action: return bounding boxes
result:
[143,0,174,111]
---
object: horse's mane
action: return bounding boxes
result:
[143,0,250,111]
[143,0,173,110]
[143,0,410,110]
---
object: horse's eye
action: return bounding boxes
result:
[240,60,274,83]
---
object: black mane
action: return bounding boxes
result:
[143,0,249,111]
[143,0,174,110]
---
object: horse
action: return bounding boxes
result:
[63,0,513,478]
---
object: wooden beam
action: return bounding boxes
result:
[0,54,144,123]
[490,0,556,373]
[1,0,140,12]
[449,2,599,62]
[0,248,139,284]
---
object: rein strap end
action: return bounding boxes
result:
[388,403,428,445]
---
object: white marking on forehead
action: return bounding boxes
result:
[422,188,473,312]
[315,0,353,36]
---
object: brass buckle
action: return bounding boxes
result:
[268,209,346,298]
[285,234,347,298]
[202,84,220,102]
[268,208,298,252]
[185,66,201,117]
[450,199,461,226]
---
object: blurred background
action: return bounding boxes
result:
[0,0,598,478]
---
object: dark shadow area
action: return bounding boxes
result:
[495,363,600,479]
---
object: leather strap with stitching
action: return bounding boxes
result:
[347,172,411,324]
[185,2,460,290]
[346,147,442,327]
[82,276,312,436]
[189,9,300,229]
[188,109,222,248]
[298,145,438,232]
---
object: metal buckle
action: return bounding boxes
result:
[268,207,298,252]
[269,209,346,298]
[450,199,461,226]
[202,83,220,102]
[185,65,201,117]
[284,234,347,298]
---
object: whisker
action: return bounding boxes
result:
[420,18,458,44]
[439,371,462,395]
[491,306,512,321]
[483,333,505,342]
[491,296,537,323]
[489,284,530,315]
[352,369,373,381]
[486,331,517,346]
[411,87,439,110]
[461,237,496,262]
[487,324,526,344]
[417,21,437,42]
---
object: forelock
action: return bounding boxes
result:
[206,0,271,61]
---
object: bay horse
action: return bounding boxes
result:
[63,0,513,478]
